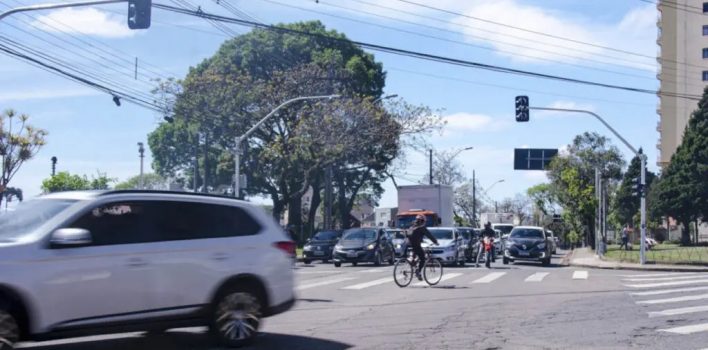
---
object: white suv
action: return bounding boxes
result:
[0,190,296,349]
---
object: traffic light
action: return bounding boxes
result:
[515,95,529,122]
[631,176,645,198]
[128,0,151,29]
[552,214,563,223]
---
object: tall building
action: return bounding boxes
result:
[656,0,708,168]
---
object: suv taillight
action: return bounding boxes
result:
[274,241,296,256]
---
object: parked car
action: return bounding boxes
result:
[302,230,342,264]
[503,226,553,266]
[422,227,467,266]
[0,190,296,349]
[333,228,395,267]
[546,230,558,254]
[387,228,408,257]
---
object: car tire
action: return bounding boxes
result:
[502,257,509,265]
[352,262,358,267]
[374,251,382,266]
[322,259,329,264]
[303,259,311,265]
[334,262,341,267]
[458,258,465,267]
[542,258,551,266]
[210,287,262,348]
[388,255,395,265]
[0,308,19,350]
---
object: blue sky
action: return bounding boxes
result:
[0,0,670,209]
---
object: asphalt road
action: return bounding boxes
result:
[16,250,708,350]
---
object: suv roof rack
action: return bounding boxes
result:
[98,190,243,201]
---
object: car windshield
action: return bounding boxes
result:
[428,229,453,240]
[341,229,377,241]
[388,231,405,239]
[0,199,76,241]
[493,225,514,234]
[510,229,545,239]
[459,229,471,240]
[313,231,339,240]
[397,214,433,228]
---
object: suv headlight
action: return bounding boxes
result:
[367,243,376,250]
[395,244,401,249]
[505,241,514,248]
[538,243,546,249]
[303,245,312,251]
[334,244,342,251]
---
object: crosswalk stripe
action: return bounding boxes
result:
[649,305,708,317]
[341,277,392,290]
[471,272,506,284]
[297,277,355,291]
[620,272,699,278]
[359,268,388,273]
[572,271,589,280]
[625,279,708,289]
[624,275,708,282]
[637,292,708,305]
[630,286,708,296]
[658,322,708,335]
[413,273,463,287]
[525,272,550,282]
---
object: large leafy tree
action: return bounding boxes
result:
[612,149,657,227]
[115,173,169,190]
[0,109,47,207]
[41,172,115,193]
[651,86,708,244]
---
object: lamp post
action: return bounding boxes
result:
[428,146,474,185]
[137,142,145,190]
[233,95,340,198]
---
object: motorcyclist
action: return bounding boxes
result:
[407,214,439,280]
[476,222,497,268]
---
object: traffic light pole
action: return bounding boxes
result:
[0,0,126,21]
[530,106,647,264]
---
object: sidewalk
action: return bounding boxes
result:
[568,247,708,272]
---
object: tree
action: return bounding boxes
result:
[454,180,489,227]
[115,173,169,190]
[612,149,657,227]
[422,149,467,186]
[547,132,625,248]
[527,183,557,225]
[511,194,531,225]
[650,86,708,245]
[41,172,115,193]
[0,109,47,208]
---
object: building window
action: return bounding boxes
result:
[704,2,708,12]
[704,25,708,36]
[704,48,708,58]
[703,71,708,81]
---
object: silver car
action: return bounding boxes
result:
[387,228,408,257]
[422,227,467,266]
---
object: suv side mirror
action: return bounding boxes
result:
[50,228,92,248]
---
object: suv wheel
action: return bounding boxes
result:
[374,251,382,266]
[0,309,19,350]
[211,288,262,347]
[303,259,311,265]
[334,262,341,267]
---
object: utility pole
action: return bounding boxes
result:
[429,149,433,185]
[472,170,476,227]
[202,133,209,194]
[193,139,199,193]
[137,142,145,189]
[324,166,333,230]
[50,156,57,176]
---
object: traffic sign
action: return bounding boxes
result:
[513,148,558,170]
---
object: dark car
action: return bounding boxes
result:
[503,226,553,266]
[333,228,395,267]
[457,227,479,262]
[302,230,342,264]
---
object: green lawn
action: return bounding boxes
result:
[605,244,708,265]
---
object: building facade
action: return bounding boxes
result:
[656,0,708,167]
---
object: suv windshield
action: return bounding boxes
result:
[493,225,514,235]
[0,199,76,241]
[458,229,471,240]
[314,231,339,241]
[510,229,545,239]
[428,229,453,240]
[341,229,377,241]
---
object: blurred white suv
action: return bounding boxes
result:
[0,190,296,349]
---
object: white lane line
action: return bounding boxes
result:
[572,271,589,280]
[625,279,708,289]
[525,272,550,282]
[624,275,708,282]
[413,273,463,287]
[297,277,356,291]
[359,268,388,273]
[471,272,506,284]
[630,286,708,296]
[620,272,699,278]
[658,322,708,335]
[341,277,392,290]
[296,271,341,274]
[649,305,708,317]
[637,293,708,305]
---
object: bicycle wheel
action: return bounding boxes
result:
[423,258,443,286]
[393,259,414,288]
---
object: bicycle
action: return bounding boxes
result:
[393,246,443,287]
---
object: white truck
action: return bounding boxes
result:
[396,184,454,228]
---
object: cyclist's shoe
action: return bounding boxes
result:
[415,271,423,281]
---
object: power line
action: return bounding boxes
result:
[639,0,705,15]
[152,4,702,101]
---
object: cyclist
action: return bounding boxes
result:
[407,214,439,280]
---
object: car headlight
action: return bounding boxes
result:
[367,243,376,250]
[395,244,401,249]
[303,245,312,251]
[445,245,456,251]
[334,244,342,251]
[538,243,546,249]
[505,241,514,247]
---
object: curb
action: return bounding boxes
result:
[568,258,708,273]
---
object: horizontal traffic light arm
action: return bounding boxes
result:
[0,0,126,21]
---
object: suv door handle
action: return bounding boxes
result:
[212,253,229,261]
[127,257,148,268]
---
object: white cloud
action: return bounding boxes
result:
[523,171,548,182]
[32,8,136,38]
[450,0,656,70]
[441,112,512,135]
[0,88,102,102]
[536,100,596,119]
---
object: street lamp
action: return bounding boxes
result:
[233,94,340,198]
[429,146,474,185]
[137,142,145,190]
[485,179,505,194]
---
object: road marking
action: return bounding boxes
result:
[341,277,392,290]
[649,305,708,317]
[637,292,708,305]
[359,268,388,273]
[572,271,589,280]
[295,270,341,274]
[413,273,463,287]
[524,272,550,282]
[630,286,708,296]
[620,272,699,278]
[471,272,506,284]
[658,322,708,335]
[297,277,356,291]
[625,279,708,289]
[624,275,708,282]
